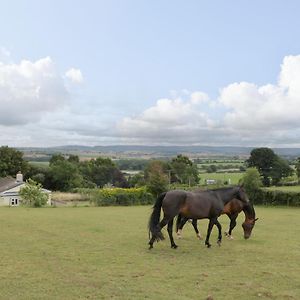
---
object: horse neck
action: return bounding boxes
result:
[242,203,256,222]
[218,188,239,205]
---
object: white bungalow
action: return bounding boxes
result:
[0,173,51,206]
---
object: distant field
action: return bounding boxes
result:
[197,161,245,167]
[264,185,300,193]
[28,161,49,168]
[0,206,299,299]
[199,172,244,185]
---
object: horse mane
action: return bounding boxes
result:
[209,186,239,192]
[243,202,256,219]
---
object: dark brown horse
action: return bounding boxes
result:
[176,198,258,240]
[148,186,250,249]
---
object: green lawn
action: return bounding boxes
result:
[0,206,299,299]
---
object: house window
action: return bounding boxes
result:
[10,198,18,206]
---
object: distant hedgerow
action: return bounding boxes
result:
[90,187,154,206]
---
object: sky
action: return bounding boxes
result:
[1,0,300,147]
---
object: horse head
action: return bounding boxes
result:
[242,217,258,239]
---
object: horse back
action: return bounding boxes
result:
[162,190,188,216]
[183,191,223,219]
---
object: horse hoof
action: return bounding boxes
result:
[206,243,211,248]
[224,232,229,237]
[217,241,222,247]
[177,235,182,239]
[171,244,178,249]
[197,234,203,240]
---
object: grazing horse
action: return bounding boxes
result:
[148,186,249,249]
[176,198,258,240]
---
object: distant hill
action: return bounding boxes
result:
[18,145,300,160]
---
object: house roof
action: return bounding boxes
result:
[0,177,24,193]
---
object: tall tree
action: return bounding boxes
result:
[144,160,168,197]
[68,155,80,164]
[170,154,199,185]
[0,146,28,177]
[241,167,262,194]
[49,160,84,191]
[270,157,293,185]
[247,148,276,186]
[247,147,293,186]
[296,157,300,183]
[80,157,127,188]
[49,154,65,165]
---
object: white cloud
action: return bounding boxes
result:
[220,54,300,131]
[117,93,219,144]
[0,56,69,125]
[3,53,300,147]
[190,91,209,104]
[118,55,300,146]
[65,68,83,83]
[0,52,122,146]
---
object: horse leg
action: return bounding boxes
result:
[167,218,178,249]
[176,214,182,235]
[191,219,202,240]
[177,216,189,239]
[225,213,237,240]
[205,218,215,248]
[148,217,169,249]
[215,219,222,246]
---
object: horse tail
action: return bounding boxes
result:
[148,192,166,242]
[176,214,182,232]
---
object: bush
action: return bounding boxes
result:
[250,188,300,206]
[90,187,154,206]
[19,179,49,207]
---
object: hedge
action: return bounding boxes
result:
[90,187,155,206]
[249,189,300,206]
[76,186,300,207]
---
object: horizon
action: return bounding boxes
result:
[13,144,300,150]
[2,1,300,147]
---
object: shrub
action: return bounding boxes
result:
[19,179,49,207]
[250,188,300,206]
[90,187,154,206]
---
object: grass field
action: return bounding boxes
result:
[199,172,244,185]
[0,206,299,299]
[28,161,50,168]
[197,160,244,168]
[264,185,300,193]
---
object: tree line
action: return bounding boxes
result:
[0,147,199,194]
[1,146,300,195]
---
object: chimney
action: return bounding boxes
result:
[16,172,23,182]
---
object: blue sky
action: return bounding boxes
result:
[1,1,300,147]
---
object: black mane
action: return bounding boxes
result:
[209,186,239,192]
[243,202,256,219]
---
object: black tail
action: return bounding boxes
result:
[148,192,166,242]
[176,214,182,232]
